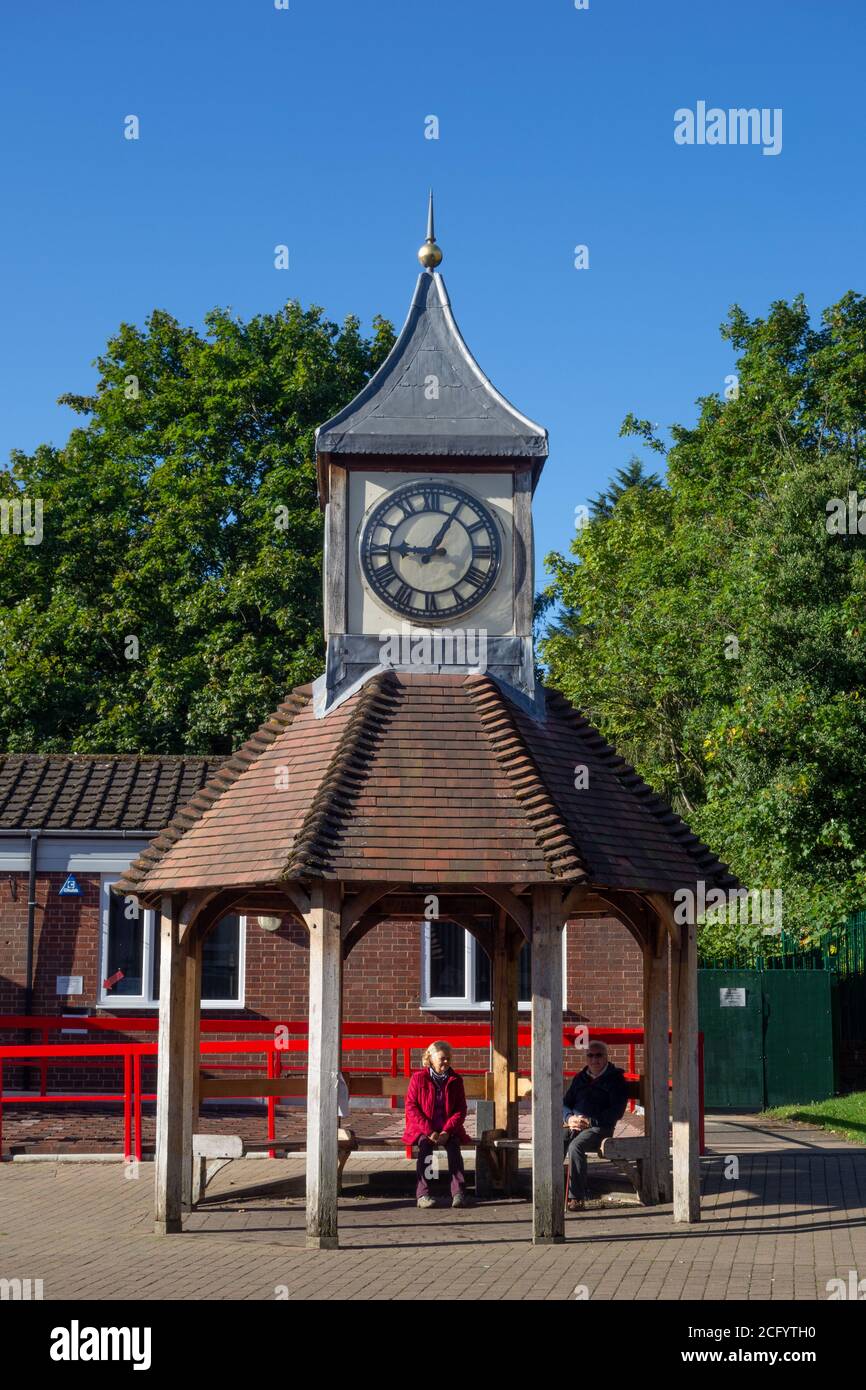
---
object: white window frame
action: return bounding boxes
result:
[98,875,246,1010]
[420,920,567,1013]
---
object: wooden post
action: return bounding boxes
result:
[154,896,187,1235]
[181,930,202,1211]
[305,880,342,1250]
[530,886,565,1244]
[492,914,521,1190]
[671,914,700,1222]
[641,921,671,1204]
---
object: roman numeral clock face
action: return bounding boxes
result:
[359,482,501,621]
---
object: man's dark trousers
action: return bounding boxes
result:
[564,1125,612,1201]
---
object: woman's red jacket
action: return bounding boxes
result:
[403,1068,470,1144]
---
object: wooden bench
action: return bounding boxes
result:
[190,1070,651,1204]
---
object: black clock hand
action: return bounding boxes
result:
[426,511,456,553]
[394,541,447,558]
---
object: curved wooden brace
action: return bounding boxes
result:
[342,910,390,959]
[280,882,312,922]
[340,884,397,940]
[570,887,652,953]
[186,889,252,946]
[448,914,493,960]
[644,891,681,951]
[472,884,531,942]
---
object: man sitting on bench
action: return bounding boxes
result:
[562,1041,628,1212]
[404,1040,469,1209]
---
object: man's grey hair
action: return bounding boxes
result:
[586,1040,608,1054]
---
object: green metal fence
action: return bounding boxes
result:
[698,910,866,1095]
[698,910,866,975]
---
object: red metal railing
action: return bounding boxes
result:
[0,1016,704,1161]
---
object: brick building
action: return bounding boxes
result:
[0,752,643,1081]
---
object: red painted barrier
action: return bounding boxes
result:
[0,1017,704,1161]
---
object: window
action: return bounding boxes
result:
[99,876,245,1008]
[422,920,549,1011]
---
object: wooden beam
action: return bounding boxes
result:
[304,880,342,1249]
[512,464,534,635]
[530,885,565,1243]
[181,931,202,1211]
[671,910,700,1222]
[641,921,671,1205]
[492,912,522,1189]
[475,884,531,941]
[323,462,348,635]
[154,896,187,1235]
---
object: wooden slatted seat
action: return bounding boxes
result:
[190,1070,652,1204]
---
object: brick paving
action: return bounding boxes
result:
[1,1113,864,1300]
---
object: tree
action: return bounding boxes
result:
[541,292,866,939]
[0,303,394,753]
[588,456,662,520]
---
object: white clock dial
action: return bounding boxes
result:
[360,481,501,621]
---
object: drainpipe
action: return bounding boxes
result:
[25,829,39,1016]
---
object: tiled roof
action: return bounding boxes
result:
[117,672,735,898]
[0,755,226,832]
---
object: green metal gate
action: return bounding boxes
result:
[698,969,835,1108]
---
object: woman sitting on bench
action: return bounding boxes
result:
[404,1040,470,1209]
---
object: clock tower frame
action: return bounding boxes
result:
[314,199,547,717]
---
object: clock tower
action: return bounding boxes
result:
[314,197,548,716]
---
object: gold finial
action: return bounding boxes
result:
[417,189,443,270]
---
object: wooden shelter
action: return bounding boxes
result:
[117,202,733,1246]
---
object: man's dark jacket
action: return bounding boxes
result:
[562,1064,628,1131]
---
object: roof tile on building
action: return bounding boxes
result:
[0,754,227,832]
[116,672,735,898]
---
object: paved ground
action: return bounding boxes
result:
[1,1114,864,1300]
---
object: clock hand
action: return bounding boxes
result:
[394,541,447,558]
[425,511,456,555]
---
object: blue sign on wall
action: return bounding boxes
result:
[58,874,83,897]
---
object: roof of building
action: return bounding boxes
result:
[315,271,549,459]
[116,672,735,898]
[0,755,226,833]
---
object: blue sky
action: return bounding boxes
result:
[1,0,863,580]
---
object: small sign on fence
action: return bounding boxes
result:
[720,987,746,1007]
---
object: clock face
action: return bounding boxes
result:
[359,480,501,621]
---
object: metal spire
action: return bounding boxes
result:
[418,189,443,270]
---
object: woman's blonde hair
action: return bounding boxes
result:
[422,1040,452,1068]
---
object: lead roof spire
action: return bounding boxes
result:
[417,189,443,270]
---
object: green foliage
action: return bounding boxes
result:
[541,291,866,940]
[589,456,662,520]
[0,303,394,752]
